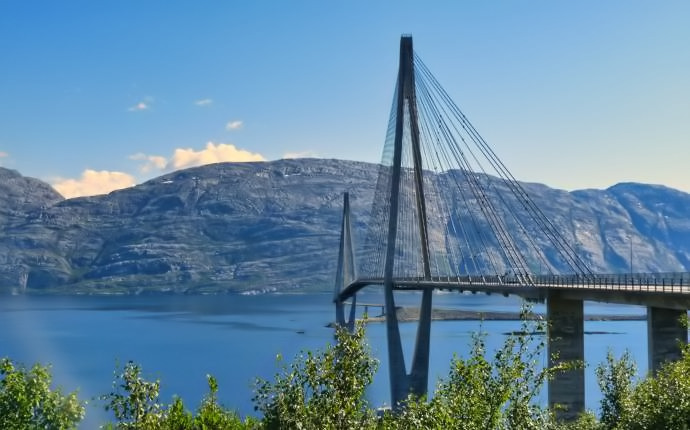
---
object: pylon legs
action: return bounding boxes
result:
[347,294,357,332]
[409,288,433,397]
[384,286,433,408]
[334,294,358,332]
[384,282,409,408]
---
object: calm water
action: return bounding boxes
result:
[0,291,649,427]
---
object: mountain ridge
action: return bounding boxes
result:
[1,159,689,294]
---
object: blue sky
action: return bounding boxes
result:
[1,1,688,197]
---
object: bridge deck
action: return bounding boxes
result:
[338,273,690,310]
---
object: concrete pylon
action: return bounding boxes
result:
[547,291,584,421]
[383,35,434,408]
[334,192,357,331]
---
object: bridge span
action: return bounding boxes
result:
[338,266,690,421]
[333,35,689,421]
[341,274,690,310]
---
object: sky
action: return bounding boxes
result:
[1,1,689,198]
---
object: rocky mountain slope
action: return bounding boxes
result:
[0,167,64,222]
[0,159,688,294]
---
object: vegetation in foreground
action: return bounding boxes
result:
[2,313,690,429]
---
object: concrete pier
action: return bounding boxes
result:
[647,306,688,372]
[547,292,584,421]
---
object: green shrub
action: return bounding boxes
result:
[253,321,378,429]
[102,361,253,429]
[0,358,84,429]
[380,309,572,429]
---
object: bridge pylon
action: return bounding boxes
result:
[334,192,357,331]
[380,34,434,408]
[334,35,434,408]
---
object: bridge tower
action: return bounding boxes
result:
[381,34,434,407]
[334,192,357,331]
[333,36,435,405]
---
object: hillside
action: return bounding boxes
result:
[1,159,689,294]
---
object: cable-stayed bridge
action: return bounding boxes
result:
[333,35,690,420]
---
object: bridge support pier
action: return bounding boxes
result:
[547,292,584,421]
[647,306,688,372]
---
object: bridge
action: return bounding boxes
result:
[333,35,690,420]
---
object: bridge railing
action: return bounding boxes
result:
[344,272,690,299]
[532,272,690,293]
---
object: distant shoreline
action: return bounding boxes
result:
[360,306,645,323]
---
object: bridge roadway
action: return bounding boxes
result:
[338,272,690,310]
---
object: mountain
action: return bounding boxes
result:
[0,167,64,222]
[0,160,689,294]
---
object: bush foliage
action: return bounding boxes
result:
[3,314,690,429]
[0,358,84,430]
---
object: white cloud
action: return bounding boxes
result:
[0,151,7,158]
[128,97,153,112]
[128,102,150,112]
[130,142,265,175]
[53,142,264,198]
[52,170,136,199]
[129,153,167,173]
[283,151,319,159]
[195,98,213,106]
[225,120,243,130]
[169,142,264,170]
